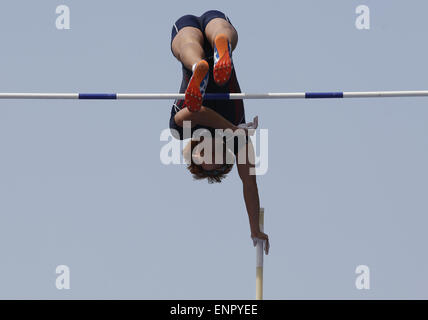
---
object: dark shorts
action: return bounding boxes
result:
[170,10,234,55]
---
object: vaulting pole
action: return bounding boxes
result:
[256,207,264,300]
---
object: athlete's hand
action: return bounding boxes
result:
[251,231,270,255]
[237,116,258,136]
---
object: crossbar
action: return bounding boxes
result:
[0,90,428,100]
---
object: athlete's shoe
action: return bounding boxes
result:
[213,33,233,86]
[184,60,209,112]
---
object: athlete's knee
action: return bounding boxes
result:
[172,29,204,58]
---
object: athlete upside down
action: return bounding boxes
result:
[169,10,269,254]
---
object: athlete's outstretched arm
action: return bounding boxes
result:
[236,140,270,254]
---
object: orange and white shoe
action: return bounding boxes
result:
[184,60,209,112]
[213,33,233,86]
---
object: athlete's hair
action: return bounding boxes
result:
[184,139,234,184]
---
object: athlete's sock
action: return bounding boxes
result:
[213,33,233,86]
[185,60,209,112]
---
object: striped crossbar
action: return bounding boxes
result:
[0,91,428,100]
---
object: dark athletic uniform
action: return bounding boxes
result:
[169,10,246,148]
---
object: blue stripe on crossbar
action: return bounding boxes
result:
[79,93,117,99]
[204,93,230,100]
[305,92,344,99]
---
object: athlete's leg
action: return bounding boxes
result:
[204,18,238,51]
[200,11,238,85]
[171,16,209,112]
[171,26,205,72]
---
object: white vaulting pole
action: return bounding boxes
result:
[256,207,264,300]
